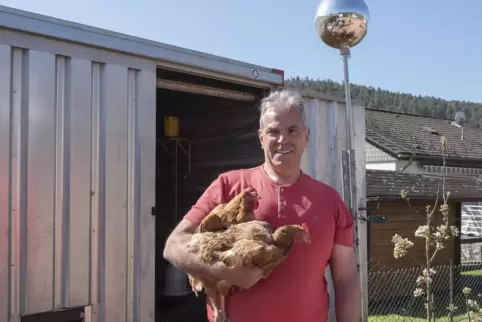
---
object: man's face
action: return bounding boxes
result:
[258,106,309,171]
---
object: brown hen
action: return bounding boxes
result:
[186,187,260,321]
[195,186,260,233]
[192,220,311,278]
[188,220,311,321]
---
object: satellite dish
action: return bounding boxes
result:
[452,111,466,140]
[454,111,466,127]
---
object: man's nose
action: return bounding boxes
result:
[277,133,287,143]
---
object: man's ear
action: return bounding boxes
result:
[258,129,264,149]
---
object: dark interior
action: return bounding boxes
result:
[20,307,85,322]
[155,68,269,321]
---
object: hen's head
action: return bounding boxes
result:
[296,223,311,244]
[273,223,311,246]
[242,186,261,210]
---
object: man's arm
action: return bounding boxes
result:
[164,214,264,291]
[163,219,227,280]
[330,244,360,322]
[329,192,361,322]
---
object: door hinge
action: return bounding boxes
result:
[151,206,156,216]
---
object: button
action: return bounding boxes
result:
[280,204,285,210]
[280,187,284,192]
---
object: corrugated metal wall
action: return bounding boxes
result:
[301,95,365,192]
[301,95,367,321]
[0,43,156,322]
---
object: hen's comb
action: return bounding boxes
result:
[301,223,310,235]
[244,186,261,199]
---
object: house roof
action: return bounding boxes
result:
[365,109,482,162]
[366,170,482,201]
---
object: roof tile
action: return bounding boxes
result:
[366,109,482,160]
[367,170,482,200]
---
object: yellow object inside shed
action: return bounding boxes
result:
[164,116,179,137]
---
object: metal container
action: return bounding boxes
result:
[162,264,193,297]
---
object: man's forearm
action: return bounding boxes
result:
[334,277,361,322]
[163,233,227,281]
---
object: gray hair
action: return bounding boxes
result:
[259,89,307,129]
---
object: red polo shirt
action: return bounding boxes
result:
[184,165,354,322]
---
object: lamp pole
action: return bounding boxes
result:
[314,0,370,321]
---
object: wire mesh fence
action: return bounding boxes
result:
[462,241,482,262]
[368,261,482,321]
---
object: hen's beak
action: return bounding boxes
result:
[250,197,261,210]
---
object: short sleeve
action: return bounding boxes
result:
[183,174,226,228]
[334,194,354,247]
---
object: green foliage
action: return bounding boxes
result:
[285,77,482,128]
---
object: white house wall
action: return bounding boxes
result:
[366,162,397,171]
[0,31,156,322]
[365,142,396,163]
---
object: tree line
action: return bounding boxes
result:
[286,77,482,128]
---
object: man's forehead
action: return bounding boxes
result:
[265,120,301,129]
[264,108,302,122]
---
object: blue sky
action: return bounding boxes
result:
[2,0,481,102]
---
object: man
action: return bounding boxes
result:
[163,89,360,322]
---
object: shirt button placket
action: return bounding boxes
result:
[278,187,286,218]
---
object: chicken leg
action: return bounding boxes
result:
[207,293,229,322]
[210,295,229,322]
[220,295,230,322]
[216,280,232,322]
[209,296,222,322]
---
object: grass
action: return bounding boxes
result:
[369,314,470,321]
[461,269,482,277]
[369,314,428,321]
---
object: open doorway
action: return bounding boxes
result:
[154,68,270,321]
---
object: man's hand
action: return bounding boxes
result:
[220,264,264,290]
[330,244,360,322]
